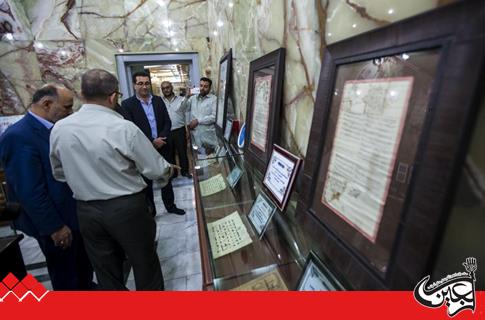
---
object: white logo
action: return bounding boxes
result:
[414,257,477,317]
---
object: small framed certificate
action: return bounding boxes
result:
[297,251,345,291]
[226,166,243,189]
[262,144,302,211]
[248,192,278,238]
[224,118,233,142]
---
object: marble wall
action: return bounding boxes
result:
[1,0,454,155]
[0,0,210,114]
[208,0,454,157]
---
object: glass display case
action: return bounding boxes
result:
[189,128,242,162]
[192,150,309,290]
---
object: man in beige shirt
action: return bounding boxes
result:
[50,69,174,290]
[186,77,218,149]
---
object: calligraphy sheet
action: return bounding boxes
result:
[207,211,253,259]
[231,269,288,291]
[200,173,227,197]
[216,60,228,128]
[250,75,272,151]
[263,148,296,204]
[322,77,413,240]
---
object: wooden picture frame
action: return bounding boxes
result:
[215,49,232,133]
[295,1,485,289]
[245,48,285,173]
[263,144,302,211]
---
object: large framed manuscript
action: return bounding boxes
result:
[322,77,413,241]
[250,75,272,151]
[295,1,485,289]
[245,48,285,173]
[215,49,232,133]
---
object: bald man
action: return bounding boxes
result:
[0,85,94,290]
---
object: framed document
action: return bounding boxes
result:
[224,118,233,142]
[296,251,345,291]
[247,192,278,238]
[245,48,285,174]
[226,166,243,189]
[322,77,413,241]
[215,49,232,133]
[262,144,302,211]
[295,0,485,289]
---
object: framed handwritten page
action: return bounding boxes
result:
[245,48,285,174]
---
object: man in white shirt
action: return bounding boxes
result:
[50,69,174,290]
[186,77,218,148]
[161,81,191,178]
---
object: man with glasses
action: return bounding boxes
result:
[160,81,191,179]
[121,71,185,216]
[50,69,173,290]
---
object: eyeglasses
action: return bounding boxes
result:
[110,90,123,98]
[136,82,151,86]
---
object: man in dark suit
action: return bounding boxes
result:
[121,72,185,216]
[0,85,94,290]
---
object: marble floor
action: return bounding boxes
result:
[0,176,202,291]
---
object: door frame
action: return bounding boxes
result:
[115,52,201,97]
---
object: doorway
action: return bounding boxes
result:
[115,52,201,98]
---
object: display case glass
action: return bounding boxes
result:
[192,153,312,290]
[190,128,243,162]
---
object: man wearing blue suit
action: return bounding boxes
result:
[0,84,94,290]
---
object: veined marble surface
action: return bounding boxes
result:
[1,0,454,152]
[0,0,210,115]
[208,0,454,157]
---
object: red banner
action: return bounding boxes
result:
[1,290,483,319]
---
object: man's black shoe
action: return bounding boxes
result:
[167,206,186,215]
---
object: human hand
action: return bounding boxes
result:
[168,164,181,178]
[188,119,198,129]
[51,225,72,249]
[153,137,167,149]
